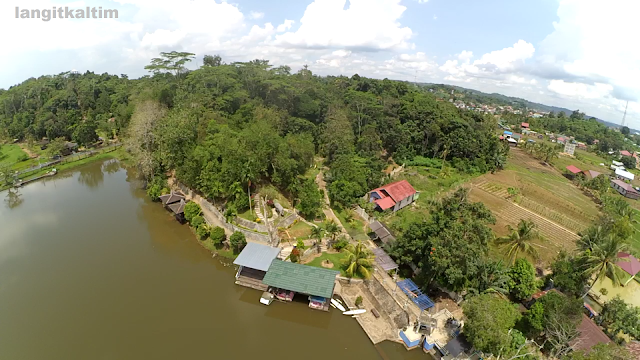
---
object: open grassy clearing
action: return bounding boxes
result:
[287,220,314,240]
[304,251,348,276]
[256,183,291,209]
[382,164,476,232]
[0,144,40,171]
[334,208,368,241]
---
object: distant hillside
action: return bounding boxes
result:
[419,83,634,131]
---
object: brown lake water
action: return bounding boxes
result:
[0,160,429,360]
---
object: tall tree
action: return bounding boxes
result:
[144,51,195,77]
[342,241,374,279]
[581,235,629,297]
[496,219,541,265]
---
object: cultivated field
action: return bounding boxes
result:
[469,148,603,264]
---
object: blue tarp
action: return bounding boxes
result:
[396,279,434,310]
[309,296,326,302]
[503,131,513,135]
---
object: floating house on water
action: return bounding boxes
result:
[233,242,281,291]
[262,259,339,311]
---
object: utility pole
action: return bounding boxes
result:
[622,101,629,127]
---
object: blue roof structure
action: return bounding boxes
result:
[396,279,434,310]
[503,131,513,135]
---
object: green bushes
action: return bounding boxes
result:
[333,236,349,251]
[196,225,210,240]
[190,215,204,228]
[229,231,247,253]
[210,227,226,246]
[355,296,363,307]
[184,202,202,223]
[146,177,168,201]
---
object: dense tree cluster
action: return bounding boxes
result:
[1,53,506,214]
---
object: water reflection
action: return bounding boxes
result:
[77,164,104,188]
[102,159,122,174]
[4,188,23,209]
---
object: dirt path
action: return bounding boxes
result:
[315,168,350,238]
[18,144,38,159]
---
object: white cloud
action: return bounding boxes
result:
[249,11,265,20]
[274,0,413,51]
[547,80,613,99]
[433,15,437,20]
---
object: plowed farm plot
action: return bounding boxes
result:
[470,187,579,265]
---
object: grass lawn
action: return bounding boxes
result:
[287,220,313,239]
[0,144,39,171]
[383,164,475,233]
[256,183,291,209]
[2,146,128,191]
[199,238,238,260]
[237,208,259,222]
[305,251,347,276]
[334,208,368,241]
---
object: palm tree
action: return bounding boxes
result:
[325,220,340,243]
[577,226,607,252]
[311,225,324,251]
[496,219,540,265]
[581,235,629,297]
[342,241,374,279]
[467,260,509,298]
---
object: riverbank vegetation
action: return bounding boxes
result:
[4,51,638,358]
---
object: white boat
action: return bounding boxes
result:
[343,309,366,315]
[331,298,346,312]
[260,292,274,306]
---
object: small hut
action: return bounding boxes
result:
[167,199,187,223]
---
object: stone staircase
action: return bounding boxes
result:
[254,199,266,223]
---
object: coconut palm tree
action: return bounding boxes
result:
[324,220,340,243]
[577,226,607,252]
[581,235,629,298]
[496,219,540,265]
[342,241,374,279]
[311,225,324,251]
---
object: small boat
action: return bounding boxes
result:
[343,309,367,315]
[260,292,274,306]
[331,298,346,312]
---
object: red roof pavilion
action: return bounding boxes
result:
[566,165,582,174]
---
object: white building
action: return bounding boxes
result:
[615,167,635,182]
[564,142,576,156]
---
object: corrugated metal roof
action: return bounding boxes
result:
[372,247,398,271]
[566,165,582,174]
[233,242,281,272]
[371,180,417,203]
[617,252,640,276]
[375,197,396,210]
[262,260,339,298]
[571,314,611,351]
[615,168,635,181]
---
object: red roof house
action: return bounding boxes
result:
[521,122,530,129]
[369,180,418,212]
[583,170,602,179]
[617,252,640,285]
[621,150,633,157]
[571,314,612,352]
[566,165,582,174]
[611,179,640,200]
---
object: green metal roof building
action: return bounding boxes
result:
[262,260,339,299]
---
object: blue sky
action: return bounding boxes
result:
[1,0,639,126]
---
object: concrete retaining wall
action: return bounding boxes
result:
[277,212,299,229]
[234,217,269,233]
